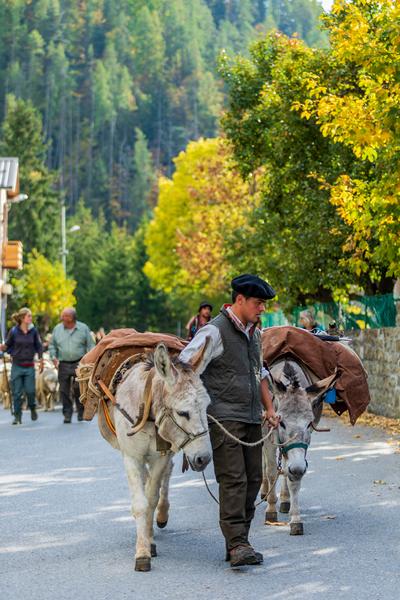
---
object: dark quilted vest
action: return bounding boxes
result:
[201,309,263,424]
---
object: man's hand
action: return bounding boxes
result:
[264,408,280,429]
[53,358,59,369]
[39,359,44,374]
[0,343,7,352]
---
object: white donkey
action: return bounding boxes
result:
[113,341,212,572]
[262,360,336,535]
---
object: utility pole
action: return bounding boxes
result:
[60,202,80,273]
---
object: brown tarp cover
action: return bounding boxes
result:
[261,326,370,425]
[81,328,186,366]
[79,329,187,421]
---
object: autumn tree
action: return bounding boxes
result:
[219,33,367,308]
[294,0,400,286]
[11,251,76,333]
[144,137,260,310]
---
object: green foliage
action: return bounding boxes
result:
[66,201,106,326]
[219,33,374,308]
[0,95,59,259]
[129,129,156,229]
[0,0,327,223]
[67,203,177,332]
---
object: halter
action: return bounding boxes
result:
[157,407,209,451]
[280,441,309,456]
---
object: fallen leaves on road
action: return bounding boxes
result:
[265,521,287,526]
[323,406,400,436]
[335,457,345,461]
[321,515,337,520]
[373,480,386,485]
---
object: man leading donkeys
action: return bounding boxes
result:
[180,274,279,568]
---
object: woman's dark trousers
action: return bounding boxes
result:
[11,364,36,417]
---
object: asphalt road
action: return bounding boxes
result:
[1,406,399,600]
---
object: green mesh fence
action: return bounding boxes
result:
[261,294,398,330]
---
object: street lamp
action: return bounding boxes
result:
[60,202,80,273]
[11,194,28,204]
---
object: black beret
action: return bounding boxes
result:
[231,274,276,300]
[199,301,213,311]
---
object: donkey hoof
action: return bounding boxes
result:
[157,519,168,529]
[280,501,291,514]
[290,522,304,536]
[135,556,151,572]
[265,511,278,523]
[151,543,157,557]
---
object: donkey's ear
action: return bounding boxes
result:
[270,375,287,394]
[154,343,177,386]
[189,336,211,373]
[305,371,337,399]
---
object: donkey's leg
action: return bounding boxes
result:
[156,457,173,528]
[264,441,279,523]
[279,462,291,514]
[287,478,303,535]
[145,454,172,557]
[123,454,152,571]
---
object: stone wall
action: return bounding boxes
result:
[350,327,400,418]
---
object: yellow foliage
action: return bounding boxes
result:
[13,251,76,328]
[291,0,400,278]
[145,138,260,301]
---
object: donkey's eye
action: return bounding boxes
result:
[279,421,286,429]
[177,410,190,420]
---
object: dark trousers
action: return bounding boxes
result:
[11,364,36,415]
[209,421,262,551]
[58,361,82,418]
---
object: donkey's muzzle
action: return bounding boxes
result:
[189,452,212,472]
[288,464,307,481]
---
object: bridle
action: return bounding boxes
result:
[277,430,310,472]
[98,365,209,453]
[279,439,309,456]
[157,407,209,451]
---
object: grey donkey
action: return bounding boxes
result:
[262,359,336,535]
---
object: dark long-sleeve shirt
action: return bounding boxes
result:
[5,326,43,364]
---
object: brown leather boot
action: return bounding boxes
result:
[229,545,263,567]
[226,548,263,563]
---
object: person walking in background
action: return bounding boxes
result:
[298,309,323,333]
[186,301,213,340]
[49,308,95,424]
[0,307,43,425]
